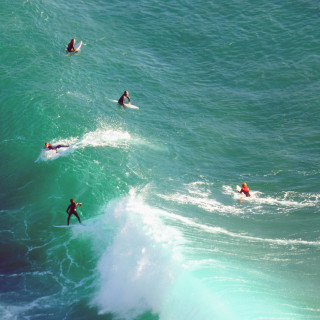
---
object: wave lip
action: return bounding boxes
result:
[91,195,184,319]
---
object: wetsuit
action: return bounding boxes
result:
[118,94,130,105]
[240,187,250,197]
[48,144,69,150]
[66,202,81,225]
[67,43,75,52]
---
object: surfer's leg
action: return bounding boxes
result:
[54,145,69,150]
[67,214,71,225]
[73,212,81,224]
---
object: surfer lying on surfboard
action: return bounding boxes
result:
[67,38,76,52]
[66,199,82,225]
[118,90,131,106]
[43,142,69,152]
[238,182,251,197]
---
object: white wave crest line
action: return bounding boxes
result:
[160,211,320,247]
[184,181,213,198]
[0,271,53,278]
[158,193,242,214]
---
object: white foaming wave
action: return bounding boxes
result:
[36,144,76,162]
[223,185,319,208]
[158,180,242,215]
[158,193,242,215]
[35,127,131,162]
[78,128,131,148]
[157,209,320,247]
[90,194,185,319]
[88,192,233,320]
[185,181,213,198]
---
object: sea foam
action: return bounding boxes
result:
[89,194,233,320]
[35,127,131,162]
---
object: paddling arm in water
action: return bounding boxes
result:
[118,90,131,106]
[66,199,82,225]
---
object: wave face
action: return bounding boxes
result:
[1,0,320,319]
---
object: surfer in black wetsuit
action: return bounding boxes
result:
[118,91,131,106]
[66,199,82,225]
[44,142,69,152]
[67,38,76,52]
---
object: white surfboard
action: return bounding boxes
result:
[123,103,139,109]
[74,41,82,52]
[53,223,85,228]
[53,225,72,228]
[236,185,241,192]
[109,99,139,109]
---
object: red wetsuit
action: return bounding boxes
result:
[240,187,250,197]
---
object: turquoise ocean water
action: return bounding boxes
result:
[1,0,320,319]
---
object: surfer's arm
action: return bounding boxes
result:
[66,205,71,213]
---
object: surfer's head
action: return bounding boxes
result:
[242,183,247,188]
[124,91,129,96]
[45,142,50,148]
[70,199,75,204]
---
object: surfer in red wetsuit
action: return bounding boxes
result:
[66,199,82,225]
[118,91,131,106]
[239,183,251,197]
[67,38,76,52]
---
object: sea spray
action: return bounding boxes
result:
[89,194,237,320]
[91,195,184,319]
[36,127,131,162]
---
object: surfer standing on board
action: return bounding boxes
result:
[66,38,76,52]
[238,183,251,197]
[66,199,82,225]
[118,91,131,106]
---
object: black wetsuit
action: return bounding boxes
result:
[48,145,69,150]
[66,202,81,225]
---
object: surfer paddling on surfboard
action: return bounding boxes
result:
[238,182,251,197]
[66,199,82,225]
[118,91,131,106]
[43,142,69,152]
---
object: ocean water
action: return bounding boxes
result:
[1,0,320,319]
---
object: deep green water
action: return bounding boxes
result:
[1,0,320,319]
